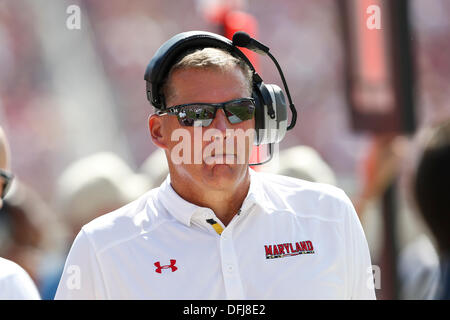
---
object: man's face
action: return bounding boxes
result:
[151,66,255,191]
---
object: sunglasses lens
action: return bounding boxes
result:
[225,100,256,124]
[173,99,255,127]
[177,105,215,127]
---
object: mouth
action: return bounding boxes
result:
[203,154,237,165]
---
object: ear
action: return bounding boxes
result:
[149,114,168,149]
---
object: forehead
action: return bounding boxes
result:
[167,66,249,106]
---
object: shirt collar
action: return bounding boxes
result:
[155,168,263,227]
[156,174,201,227]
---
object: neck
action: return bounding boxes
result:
[170,168,251,226]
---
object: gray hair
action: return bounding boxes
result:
[161,47,253,104]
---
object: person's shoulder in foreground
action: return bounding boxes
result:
[54,169,376,300]
[0,257,41,300]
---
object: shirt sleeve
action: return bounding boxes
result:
[0,261,41,300]
[54,229,107,299]
[341,192,377,300]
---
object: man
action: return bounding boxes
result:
[413,119,450,299]
[0,126,41,300]
[55,32,375,299]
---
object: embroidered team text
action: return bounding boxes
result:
[264,240,315,259]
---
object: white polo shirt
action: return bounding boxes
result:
[55,169,376,299]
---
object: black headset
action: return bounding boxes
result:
[144,30,297,147]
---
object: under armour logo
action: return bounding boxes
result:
[154,259,178,273]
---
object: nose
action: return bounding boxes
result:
[207,108,234,145]
[210,108,231,133]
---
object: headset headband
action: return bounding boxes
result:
[144,31,260,109]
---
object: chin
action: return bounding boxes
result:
[201,163,245,189]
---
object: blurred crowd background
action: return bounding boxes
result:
[0,0,449,299]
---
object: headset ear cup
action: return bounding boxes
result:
[253,83,272,145]
[254,84,288,145]
[266,84,288,143]
[252,85,265,146]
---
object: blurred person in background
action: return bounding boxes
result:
[261,145,337,186]
[394,126,441,300]
[0,182,62,286]
[139,148,169,189]
[350,131,441,299]
[55,152,150,240]
[413,119,450,299]
[38,151,150,299]
[0,126,40,299]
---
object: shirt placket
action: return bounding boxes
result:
[218,212,246,300]
[198,202,256,299]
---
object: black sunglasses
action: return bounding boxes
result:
[157,98,256,127]
[0,169,13,199]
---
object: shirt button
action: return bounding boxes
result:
[222,234,228,240]
[227,265,234,273]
